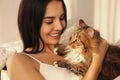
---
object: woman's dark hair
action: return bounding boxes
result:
[18,0,67,53]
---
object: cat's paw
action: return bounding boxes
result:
[70,65,87,76]
[53,61,58,67]
[53,60,68,68]
[70,68,84,76]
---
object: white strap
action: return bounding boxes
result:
[24,54,41,63]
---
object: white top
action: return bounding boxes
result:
[25,54,82,80]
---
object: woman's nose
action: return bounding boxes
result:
[54,20,64,30]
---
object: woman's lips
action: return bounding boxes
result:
[49,33,60,39]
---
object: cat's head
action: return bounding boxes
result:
[69,19,101,52]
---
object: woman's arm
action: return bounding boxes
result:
[81,38,108,80]
[6,54,45,80]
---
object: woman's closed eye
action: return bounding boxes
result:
[46,20,53,24]
[60,14,65,21]
[43,19,53,24]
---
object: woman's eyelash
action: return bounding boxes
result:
[46,21,53,24]
[44,15,65,24]
[60,16,65,20]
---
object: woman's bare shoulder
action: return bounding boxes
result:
[6,53,42,79]
[6,53,35,70]
[7,53,30,64]
[6,53,45,80]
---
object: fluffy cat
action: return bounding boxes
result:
[55,19,120,80]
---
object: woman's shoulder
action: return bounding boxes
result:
[6,54,45,80]
[6,53,36,70]
[7,53,31,63]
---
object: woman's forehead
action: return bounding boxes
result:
[44,1,64,17]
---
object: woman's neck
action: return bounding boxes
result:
[43,44,56,54]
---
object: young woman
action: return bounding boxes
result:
[6,0,108,80]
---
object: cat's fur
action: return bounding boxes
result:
[55,19,120,80]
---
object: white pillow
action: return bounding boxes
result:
[0,40,23,70]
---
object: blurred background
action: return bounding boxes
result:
[0,0,120,44]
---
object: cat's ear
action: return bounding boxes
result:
[86,28,94,38]
[78,19,87,28]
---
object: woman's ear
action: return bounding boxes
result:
[86,28,95,38]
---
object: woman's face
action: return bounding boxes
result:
[40,1,66,45]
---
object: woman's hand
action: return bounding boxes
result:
[92,38,108,63]
[81,38,108,80]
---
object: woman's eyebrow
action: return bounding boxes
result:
[43,13,65,19]
[43,16,55,19]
